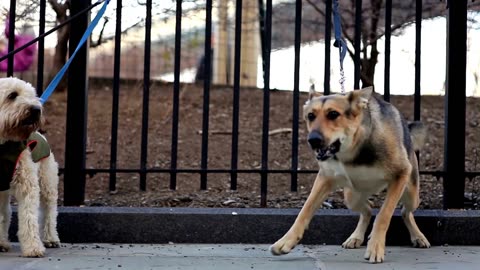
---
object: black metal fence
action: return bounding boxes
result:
[3,0,477,209]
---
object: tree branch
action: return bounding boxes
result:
[305,0,326,17]
[89,20,144,48]
[48,0,68,16]
[91,17,109,47]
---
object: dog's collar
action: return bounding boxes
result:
[0,132,51,191]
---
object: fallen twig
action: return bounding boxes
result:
[268,128,293,136]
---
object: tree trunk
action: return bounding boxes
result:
[47,0,70,91]
[48,24,69,91]
[359,0,382,88]
[360,40,379,87]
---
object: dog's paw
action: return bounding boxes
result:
[412,236,431,248]
[43,240,61,248]
[22,245,46,258]
[342,236,364,249]
[364,237,385,263]
[0,241,11,252]
[269,232,302,256]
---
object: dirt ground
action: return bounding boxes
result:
[41,81,480,209]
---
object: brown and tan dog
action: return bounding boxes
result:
[270,86,430,263]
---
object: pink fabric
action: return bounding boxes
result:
[0,15,36,72]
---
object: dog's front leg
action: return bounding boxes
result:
[364,170,409,263]
[342,187,372,249]
[270,174,333,255]
[0,191,11,252]
[12,152,45,258]
[38,154,60,248]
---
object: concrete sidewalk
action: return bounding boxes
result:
[0,243,478,270]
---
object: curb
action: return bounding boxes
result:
[9,207,480,245]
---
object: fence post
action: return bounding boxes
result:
[64,0,91,206]
[7,0,16,77]
[443,0,467,209]
[353,0,362,89]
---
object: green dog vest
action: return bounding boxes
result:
[0,132,51,191]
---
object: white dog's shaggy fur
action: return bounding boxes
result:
[0,77,60,257]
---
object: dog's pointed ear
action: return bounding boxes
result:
[308,83,322,101]
[347,86,373,115]
[356,86,373,108]
[348,86,373,109]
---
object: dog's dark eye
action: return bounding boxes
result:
[307,112,316,121]
[326,111,340,120]
[7,91,18,100]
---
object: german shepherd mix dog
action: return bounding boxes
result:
[270,86,430,263]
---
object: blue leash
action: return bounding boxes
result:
[332,0,347,93]
[40,0,110,104]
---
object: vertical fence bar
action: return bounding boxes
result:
[260,0,272,207]
[200,0,213,190]
[354,0,361,89]
[7,0,16,77]
[36,0,46,96]
[324,0,332,95]
[230,0,243,190]
[291,0,301,192]
[140,0,152,191]
[170,0,182,190]
[257,0,266,84]
[64,0,90,206]
[443,0,467,209]
[414,0,421,120]
[110,0,122,192]
[384,0,391,102]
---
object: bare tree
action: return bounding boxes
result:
[298,0,480,87]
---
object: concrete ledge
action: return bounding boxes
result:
[8,207,480,245]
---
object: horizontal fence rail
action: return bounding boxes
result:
[4,0,478,208]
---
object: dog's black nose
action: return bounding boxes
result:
[29,105,41,118]
[307,130,325,149]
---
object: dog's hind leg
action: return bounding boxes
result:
[342,188,371,249]
[12,151,45,257]
[270,174,333,255]
[0,191,11,252]
[400,161,430,248]
[38,154,60,248]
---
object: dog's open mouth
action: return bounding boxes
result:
[315,140,341,161]
[20,116,39,127]
[21,117,38,126]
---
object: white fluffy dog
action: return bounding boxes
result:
[0,77,60,257]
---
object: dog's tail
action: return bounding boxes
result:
[408,121,427,151]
